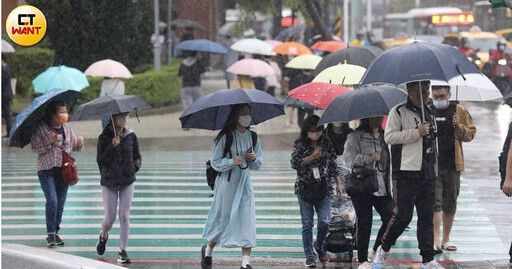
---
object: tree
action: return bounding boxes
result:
[237,0,333,41]
[28,0,153,71]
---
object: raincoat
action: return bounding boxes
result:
[202,129,262,248]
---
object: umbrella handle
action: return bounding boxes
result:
[111,115,117,137]
[418,81,425,123]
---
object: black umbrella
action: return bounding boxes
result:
[170,19,204,31]
[179,88,284,130]
[318,86,408,125]
[70,94,152,124]
[9,89,81,148]
[275,25,306,41]
[312,46,383,77]
[283,97,321,110]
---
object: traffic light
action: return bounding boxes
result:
[489,0,510,8]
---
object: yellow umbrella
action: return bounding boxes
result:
[285,55,322,70]
[312,63,366,85]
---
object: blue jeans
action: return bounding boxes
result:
[297,194,332,258]
[38,167,68,234]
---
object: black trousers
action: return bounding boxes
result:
[2,101,12,136]
[381,177,435,263]
[351,194,394,263]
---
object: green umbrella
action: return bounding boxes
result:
[32,65,90,94]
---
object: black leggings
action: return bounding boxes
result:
[351,194,394,263]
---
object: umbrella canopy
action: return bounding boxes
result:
[2,39,15,53]
[32,65,90,94]
[84,59,133,79]
[170,19,204,31]
[430,73,502,101]
[226,59,275,77]
[275,25,306,41]
[312,64,366,85]
[179,88,284,130]
[283,97,319,110]
[288,82,350,109]
[360,42,480,86]
[272,42,312,56]
[318,86,408,125]
[217,22,255,37]
[176,39,228,54]
[230,38,276,56]
[9,89,81,148]
[70,94,152,121]
[265,40,282,49]
[313,46,383,76]
[311,41,347,53]
[284,55,322,70]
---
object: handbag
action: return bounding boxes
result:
[61,149,79,185]
[346,165,379,196]
[300,178,329,204]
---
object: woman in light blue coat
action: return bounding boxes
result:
[201,104,262,269]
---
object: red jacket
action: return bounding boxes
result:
[490,50,507,62]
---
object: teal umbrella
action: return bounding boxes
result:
[32,65,90,94]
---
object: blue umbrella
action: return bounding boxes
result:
[318,86,408,125]
[32,65,90,94]
[179,88,284,130]
[176,39,228,54]
[360,42,480,86]
[9,89,81,148]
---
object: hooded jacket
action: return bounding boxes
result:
[384,99,438,177]
[97,124,141,188]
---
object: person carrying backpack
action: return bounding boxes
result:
[201,104,262,269]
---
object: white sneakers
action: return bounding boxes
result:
[371,245,445,269]
[358,261,372,269]
[372,246,390,269]
[421,260,445,269]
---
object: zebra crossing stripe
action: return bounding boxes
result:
[2,151,507,261]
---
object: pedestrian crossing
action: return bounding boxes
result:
[1,151,509,261]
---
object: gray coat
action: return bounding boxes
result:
[343,130,391,197]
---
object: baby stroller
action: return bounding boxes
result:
[324,157,357,261]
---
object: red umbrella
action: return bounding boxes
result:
[288,82,350,109]
[311,41,347,53]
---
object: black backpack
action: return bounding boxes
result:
[206,130,258,191]
[499,122,512,187]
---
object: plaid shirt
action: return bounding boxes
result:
[31,122,82,171]
[290,137,338,194]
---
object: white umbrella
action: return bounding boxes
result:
[430,73,502,101]
[84,59,133,79]
[2,39,15,53]
[230,38,276,56]
[285,55,322,70]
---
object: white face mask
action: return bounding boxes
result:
[238,115,252,127]
[115,116,128,127]
[433,99,448,109]
[308,131,322,141]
